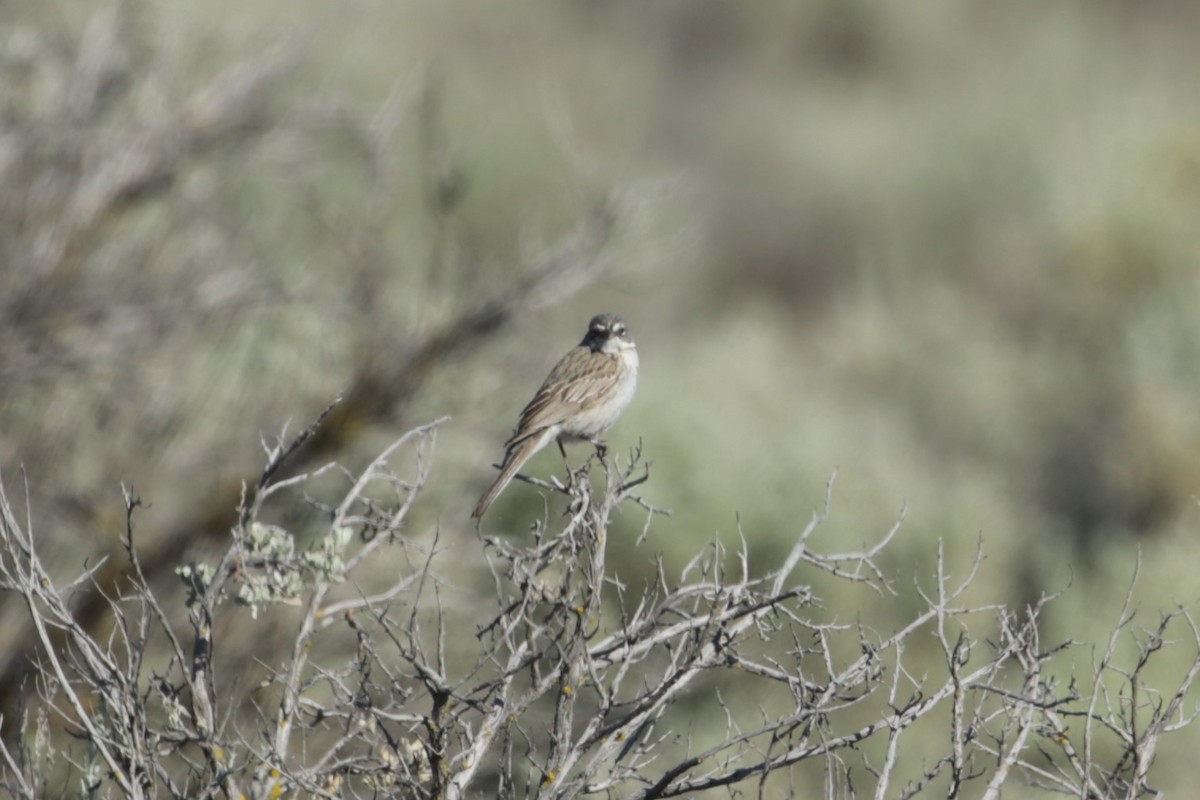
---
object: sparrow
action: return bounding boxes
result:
[472,313,638,518]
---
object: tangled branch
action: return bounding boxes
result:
[0,407,1197,799]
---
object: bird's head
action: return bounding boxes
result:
[582,313,633,354]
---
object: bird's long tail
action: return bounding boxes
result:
[472,435,545,518]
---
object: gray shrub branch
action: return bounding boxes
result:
[0,407,1197,799]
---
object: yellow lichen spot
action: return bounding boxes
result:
[562,685,573,696]
[541,771,557,786]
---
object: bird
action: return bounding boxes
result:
[472,313,639,518]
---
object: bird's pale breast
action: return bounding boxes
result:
[560,347,638,440]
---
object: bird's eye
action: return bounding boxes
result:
[614,324,626,335]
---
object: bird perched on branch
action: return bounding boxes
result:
[472,313,639,518]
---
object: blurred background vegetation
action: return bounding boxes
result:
[4,0,1200,794]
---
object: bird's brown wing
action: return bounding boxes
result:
[504,347,621,449]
